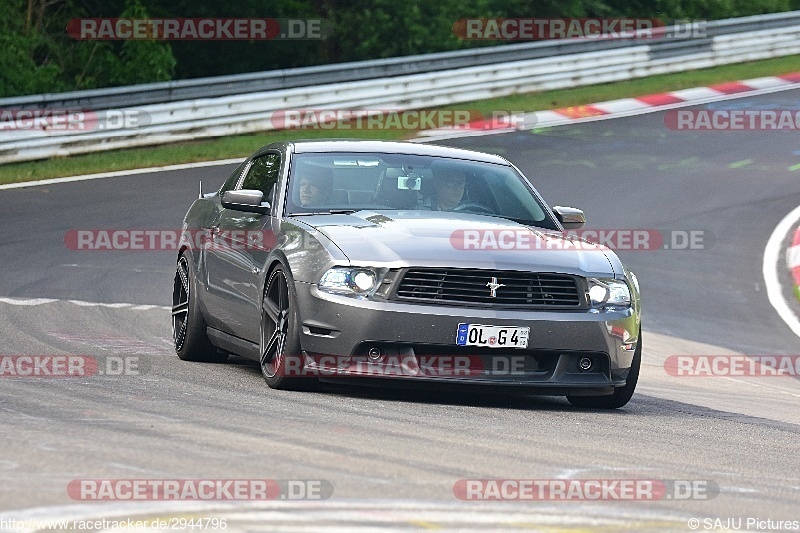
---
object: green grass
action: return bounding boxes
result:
[1,54,798,186]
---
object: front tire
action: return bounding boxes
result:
[260,266,318,391]
[567,329,641,409]
[172,253,227,363]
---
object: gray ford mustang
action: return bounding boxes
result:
[173,140,642,408]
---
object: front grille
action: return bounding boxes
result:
[394,268,585,309]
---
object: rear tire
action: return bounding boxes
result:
[172,253,227,363]
[567,329,641,409]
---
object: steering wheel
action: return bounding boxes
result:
[453,202,495,215]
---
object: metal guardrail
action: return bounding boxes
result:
[1,12,799,163]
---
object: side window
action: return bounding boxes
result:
[219,159,249,194]
[241,153,280,203]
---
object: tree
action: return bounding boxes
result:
[0,0,65,95]
[0,0,176,97]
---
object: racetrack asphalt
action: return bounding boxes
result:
[0,90,798,531]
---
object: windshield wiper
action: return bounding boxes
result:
[472,213,557,231]
[462,212,536,226]
[289,209,359,216]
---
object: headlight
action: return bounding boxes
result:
[319,267,380,297]
[588,278,631,310]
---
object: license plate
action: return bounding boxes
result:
[456,323,529,349]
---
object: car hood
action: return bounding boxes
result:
[298,211,617,278]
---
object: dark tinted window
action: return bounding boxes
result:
[241,153,281,201]
[219,160,249,194]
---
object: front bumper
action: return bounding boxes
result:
[293,281,640,393]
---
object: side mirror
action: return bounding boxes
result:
[221,189,270,214]
[552,206,585,230]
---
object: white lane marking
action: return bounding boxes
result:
[763,204,800,339]
[0,460,18,470]
[720,376,800,400]
[0,296,168,311]
[0,297,57,305]
[722,487,758,494]
[49,332,172,355]
[106,462,168,475]
[0,158,242,190]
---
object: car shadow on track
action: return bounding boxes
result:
[227,356,799,427]
[227,356,585,411]
[317,384,800,429]
[233,357,642,412]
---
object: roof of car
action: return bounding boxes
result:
[264,139,511,165]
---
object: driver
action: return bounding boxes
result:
[297,165,333,207]
[430,167,467,211]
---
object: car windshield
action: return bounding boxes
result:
[286,152,557,229]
